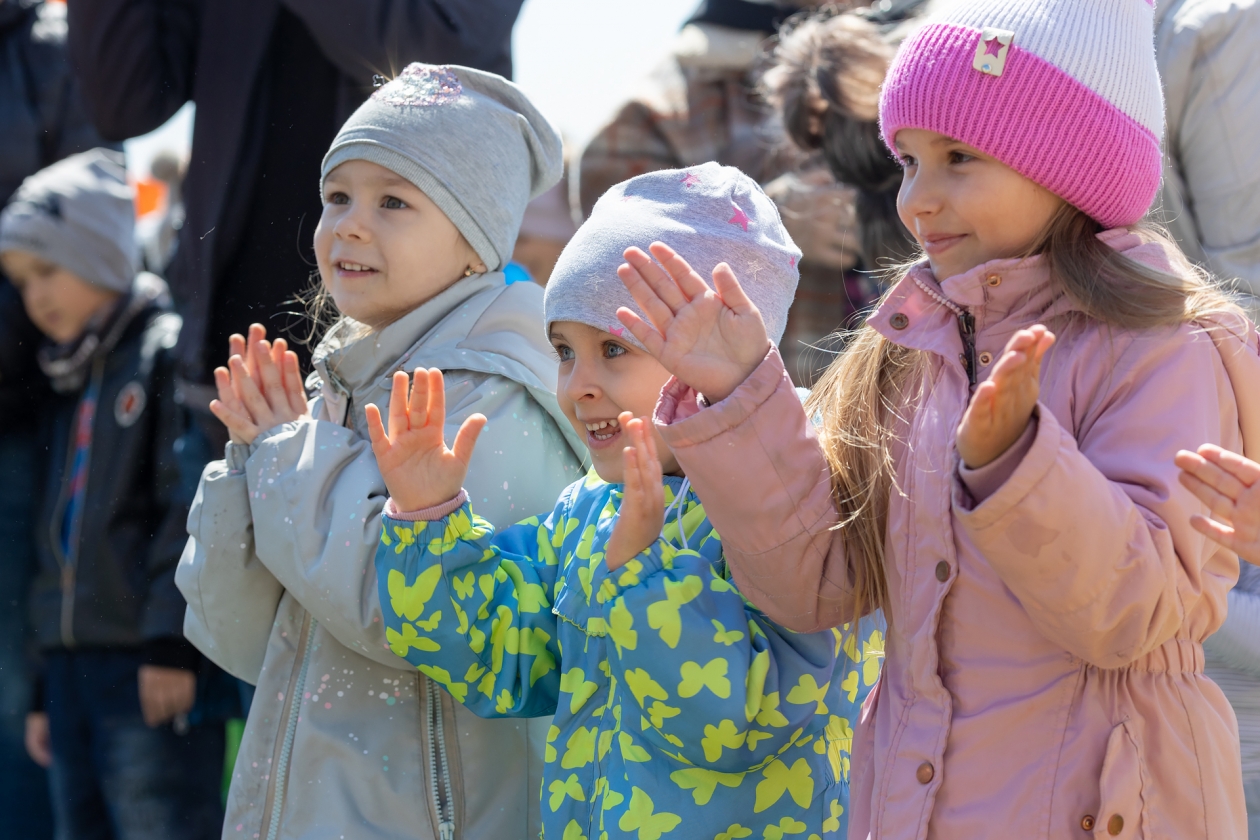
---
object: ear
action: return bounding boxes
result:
[470,260,488,275]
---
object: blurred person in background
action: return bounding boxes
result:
[3,150,224,840]
[577,0,875,383]
[1156,0,1260,310]
[1158,0,1260,832]
[509,175,578,285]
[0,0,112,835]
[64,0,528,468]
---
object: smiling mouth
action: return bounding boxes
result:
[336,261,377,273]
[584,417,621,442]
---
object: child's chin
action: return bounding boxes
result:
[589,460,623,485]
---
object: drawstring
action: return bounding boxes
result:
[663,477,692,550]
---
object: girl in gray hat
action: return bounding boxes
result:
[176,64,587,840]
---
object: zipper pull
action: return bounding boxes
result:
[958,310,978,388]
[439,821,455,840]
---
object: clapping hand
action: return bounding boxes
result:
[956,325,1055,469]
[616,242,771,405]
[209,323,308,445]
[1175,444,1260,566]
[605,413,664,571]
[365,368,486,512]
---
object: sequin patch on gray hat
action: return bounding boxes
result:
[372,65,463,108]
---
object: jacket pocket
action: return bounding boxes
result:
[1094,721,1147,839]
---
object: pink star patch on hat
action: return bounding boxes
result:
[680,172,701,188]
[728,203,750,232]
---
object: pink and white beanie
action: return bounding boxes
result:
[879,0,1163,229]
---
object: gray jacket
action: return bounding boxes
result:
[1156,0,1260,297]
[176,273,585,840]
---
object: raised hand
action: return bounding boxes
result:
[956,325,1055,469]
[209,324,307,445]
[605,412,665,571]
[616,242,770,405]
[365,368,486,512]
[1175,443,1260,566]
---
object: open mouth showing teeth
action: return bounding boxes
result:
[338,261,375,272]
[585,418,620,440]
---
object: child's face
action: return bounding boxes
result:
[894,129,1063,281]
[0,250,122,344]
[314,160,486,329]
[550,320,681,483]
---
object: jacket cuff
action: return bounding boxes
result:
[957,418,1037,504]
[384,490,468,521]
[143,636,202,671]
[225,441,250,474]
[655,346,786,448]
[953,403,1062,530]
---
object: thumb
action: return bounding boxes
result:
[365,404,388,453]
[450,414,487,467]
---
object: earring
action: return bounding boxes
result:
[463,267,474,277]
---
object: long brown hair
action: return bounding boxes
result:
[805,204,1242,626]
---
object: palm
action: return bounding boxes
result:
[366,368,485,512]
[616,243,769,404]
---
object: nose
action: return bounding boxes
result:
[562,354,602,406]
[897,163,941,228]
[332,199,371,242]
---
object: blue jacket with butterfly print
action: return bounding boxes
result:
[376,469,884,840]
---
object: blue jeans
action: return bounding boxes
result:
[44,649,224,840]
[0,432,54,838]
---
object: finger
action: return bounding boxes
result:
[283,351,307,415]
[231,355,272,423]
[622,440,642,504]
[209,399,259,440]
[1188,512,1239,551]
[228,334,246,365]
[427,368,447,431]
[388,371,410,437]
[450,413,487,466]
[365,403,387,452]
[1198,444,1260,487]
[246,324,268,379]
[648,242,713,302]
[624,246,690,313]
[617,261,678,335]
[1177,470,1237,522]
[1176,450,1249,502]
[213,366,239,409]
[408,368,431,429]
[255,341,288,413]
[711,262,758,316]
[615,307,667,359]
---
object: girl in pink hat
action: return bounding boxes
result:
[611,0,1258,836]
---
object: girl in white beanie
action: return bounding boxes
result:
[175,64,587,840]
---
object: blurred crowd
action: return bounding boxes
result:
[0,0,1258,838]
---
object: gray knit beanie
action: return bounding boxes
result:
[320,63,563,272]
[545,162,801,348]
[0,148,137,293]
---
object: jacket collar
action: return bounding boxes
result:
[867,228,1166,355]
[311,272,502,398]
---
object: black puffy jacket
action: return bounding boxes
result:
[30,280,190,653]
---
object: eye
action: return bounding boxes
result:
[326,191,349,205]
[382,195,408,210]
[948,150,974,165]
[552,343,574,362]
[604,342,627,359]
[897,154,917,168]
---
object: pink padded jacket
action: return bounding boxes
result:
[655,231,1256,839]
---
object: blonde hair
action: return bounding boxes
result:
[806,204,1243,625]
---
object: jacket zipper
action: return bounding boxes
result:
[261,612,314,840]
[425,676,456,840]
[958,310,978,388]
[49,357,107,648]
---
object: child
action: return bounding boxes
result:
[0,149,224,838]
[175,65,586,840]
[614,1,1255,837]
[367,163,883,839]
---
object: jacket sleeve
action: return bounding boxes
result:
[176,444,285,683]
[593,541,839,772]
[1157,1,1260,297]
[656,348,856,633]
[279,0,522,80]
[64,0,199,141]
[242,373,578,670]
[374,499,567,719]
[954,328,1241,669]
